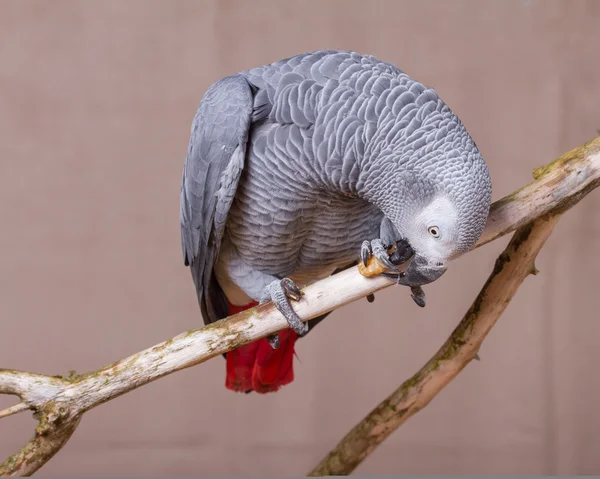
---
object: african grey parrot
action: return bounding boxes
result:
[180,50,492,394]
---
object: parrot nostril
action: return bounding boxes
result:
[436,262,444,267]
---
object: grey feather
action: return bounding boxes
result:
[180,74,255,324]
[182,50,492,333]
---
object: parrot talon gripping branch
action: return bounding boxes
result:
[259,277,308,339]
[0,48,599,476]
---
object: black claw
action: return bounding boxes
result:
[360,240,372,267]
[366,293,375,303]
[281,277,303,302]
[266,333,280,349]
[410,286,426,308]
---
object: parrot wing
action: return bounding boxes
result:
[180,74,257,325]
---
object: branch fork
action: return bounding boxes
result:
[1,136,599,477]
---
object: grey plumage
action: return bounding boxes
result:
[180,50,491,338]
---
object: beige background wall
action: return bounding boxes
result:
[1,0,599,475]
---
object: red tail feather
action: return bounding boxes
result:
[225,301,298,393]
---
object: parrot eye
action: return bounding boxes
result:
[428,226,441,238]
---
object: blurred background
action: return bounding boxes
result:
[1,0,599,475]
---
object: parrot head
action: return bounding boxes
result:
[393,195,464,287]
[380,138,492,289]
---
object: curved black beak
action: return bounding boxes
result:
[384,253,447,288]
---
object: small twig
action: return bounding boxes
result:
[0,136,599,477]
[308,214,560,476]
[0,403,29,420]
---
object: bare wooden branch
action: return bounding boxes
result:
[308,214,560,476]
[0,403,29,420]
[1,136,599,476]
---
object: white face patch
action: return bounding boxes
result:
[407,195,460,264]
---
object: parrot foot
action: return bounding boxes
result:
[360,238,415,271]
[381,272,427,308]
[360,239,397,270]
[261,278,308,349]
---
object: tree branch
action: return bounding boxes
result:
[1,136,599,476]
[308,214,560,476]
[0,404,29,421]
